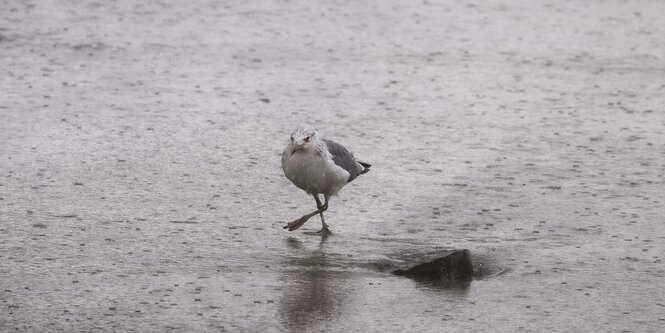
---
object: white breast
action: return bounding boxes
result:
[282,145,350,195]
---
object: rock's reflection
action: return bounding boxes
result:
[279,236,347,332]
[412,279,471,296]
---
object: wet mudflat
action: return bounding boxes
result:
[1,0,665,332]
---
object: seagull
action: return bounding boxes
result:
[281,125,371,234]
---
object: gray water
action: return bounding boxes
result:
[2,0,665,332]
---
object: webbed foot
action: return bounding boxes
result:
[283,215,310,231]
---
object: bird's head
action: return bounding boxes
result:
[289,125,318,155]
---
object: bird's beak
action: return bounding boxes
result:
[290,145,301,156]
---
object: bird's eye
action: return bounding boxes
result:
[304,136,311,142]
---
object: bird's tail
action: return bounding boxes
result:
[359,161,371,174]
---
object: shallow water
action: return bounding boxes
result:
[2,0,665,332]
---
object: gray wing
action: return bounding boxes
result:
[323,139,368,183]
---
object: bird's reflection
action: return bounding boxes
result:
[279,236,346,332]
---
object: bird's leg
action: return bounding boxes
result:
[283,210,321,231]
[283,196,329,232]
[314,194,324,220]
[314,194,331,235]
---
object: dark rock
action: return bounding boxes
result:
[393,249,473,281]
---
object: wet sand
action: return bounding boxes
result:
[1,0,665,332]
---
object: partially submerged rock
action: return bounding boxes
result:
[393,249,473,281]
